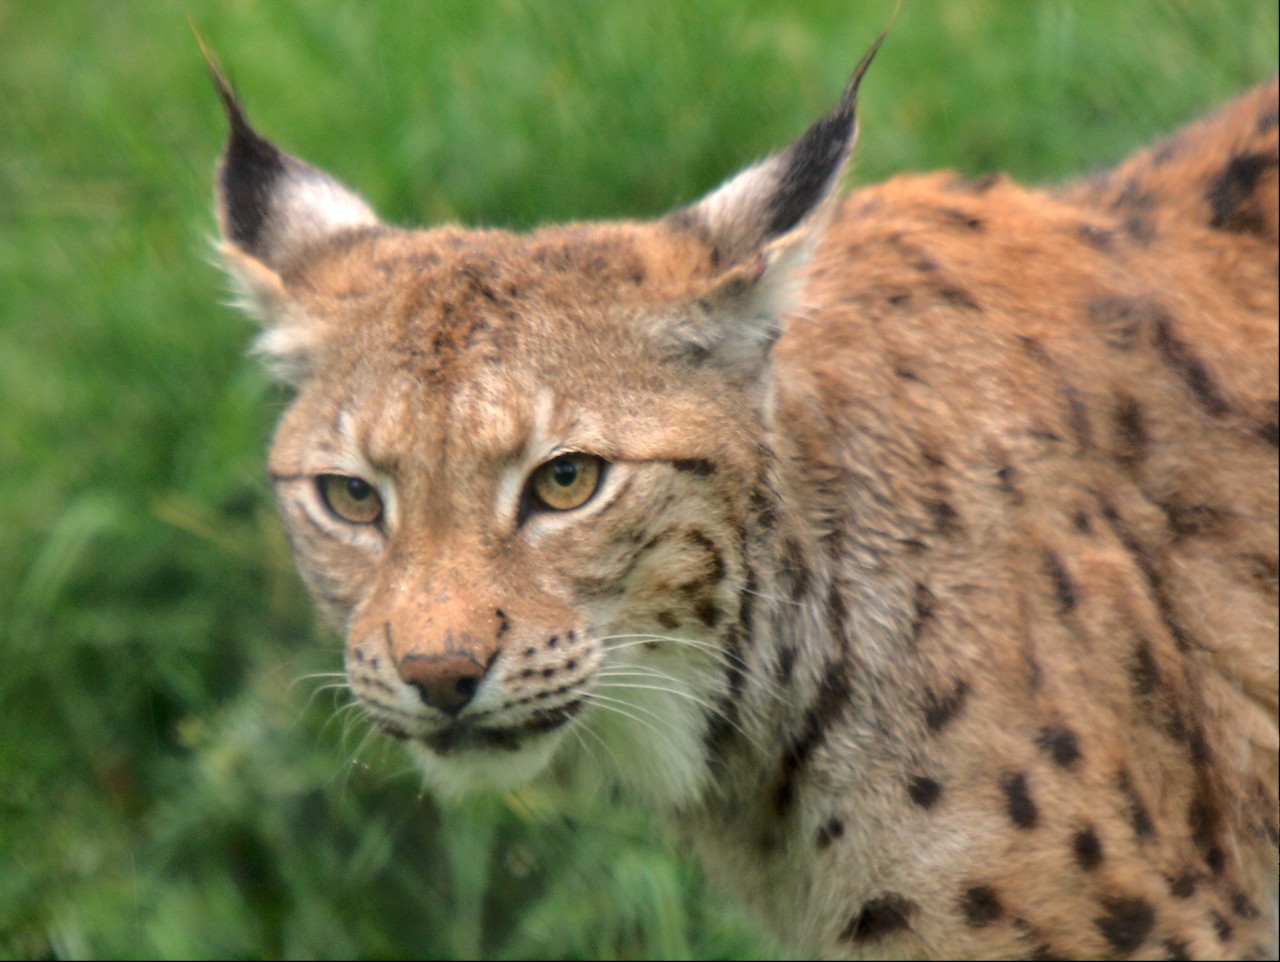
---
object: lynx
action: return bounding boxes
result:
[209,37,1278,960]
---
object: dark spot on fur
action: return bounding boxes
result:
[1243,552,1279,597]
[1078,222,1115,250]
[1073,827,1104,870]
[1168,869,1197,899]
[908,775,942,809]
[996,462,1020,499]
[775,667,853,815]
[670,458,716,477]
[1159,498,1229,539]
[888,291,913,307]
[1206,150,1278,235]
[960,885,1004,927]
[816,816,845,849]
[775,644,796,685]
[494,609,509,639]
[1257,401,1279,448]
[924,679,969,733]
[1100,501,1197,653]
[1163,939,1191,961]
[1072,510,1092,533]
[1259,103,1280,133]
[1095,896,1155,955]
[693,598,721,628]
[1124,213,1154,244]
[1043,550,1078,615]
[920,446,946,468]
[1001,772,1038,829]
[926,498,961,535]
[1112,394,1147,465]
[1153,317,1231,418]
[1118,769,1155,840]
[1036,725,1082,767]
[656,611,680,630]
[1230,890,1260,919]
[841,894,915,942]
[1130,639,1160,697]
[749,485,777,531]
[1189,790,1226,874]
[1031,946,1070,962]
[1211,910,1233,942]
[937,207,984,230]
[782,538,811,604]
[911,582,937,645]
[937,285,981,311]
[825,582,848,650]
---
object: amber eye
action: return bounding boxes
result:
[529,454,604,512]
[317,474,383,524]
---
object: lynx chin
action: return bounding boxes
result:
[208,34,1278,960]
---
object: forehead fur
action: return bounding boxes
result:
[280,220,717,380]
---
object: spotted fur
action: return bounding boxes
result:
[211,41,1277,961]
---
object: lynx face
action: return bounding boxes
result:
[212,44,879,805]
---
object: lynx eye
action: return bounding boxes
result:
[529,454,604,512]
[317,474,383,524]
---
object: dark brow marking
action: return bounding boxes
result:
[668,458,717,476]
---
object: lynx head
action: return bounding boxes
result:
[212,43,878,805]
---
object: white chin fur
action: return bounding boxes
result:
[406,729,566,800]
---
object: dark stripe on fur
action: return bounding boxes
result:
[1152,318,1231,418]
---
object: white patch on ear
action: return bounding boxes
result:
[691,160,784,265]
[218,243,327,385]
[268,167,379,255]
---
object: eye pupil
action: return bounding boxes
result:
[347,478,372,501]
[552,460,578,487]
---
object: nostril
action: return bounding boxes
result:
[399,653,487,716]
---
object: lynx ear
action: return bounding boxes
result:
[660,36,883,373]
[206,54,380,380]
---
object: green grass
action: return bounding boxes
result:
[1,1,1275,957]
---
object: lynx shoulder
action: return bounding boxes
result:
[209,40,1278,959]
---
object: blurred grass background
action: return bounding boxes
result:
[0,1,1275,958]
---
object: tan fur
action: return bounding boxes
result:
[215,60,1279,960]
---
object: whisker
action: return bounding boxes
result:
[597,679,764,753]
[578,691,684,760]
[601,633,790,705]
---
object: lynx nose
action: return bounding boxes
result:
[398,653,486,716]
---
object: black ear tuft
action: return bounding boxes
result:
[205,63,288,257]
[195,31,290,258]
[668,30,887,271]
[766,32,885,237]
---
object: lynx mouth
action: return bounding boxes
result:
[389,699,585,756]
